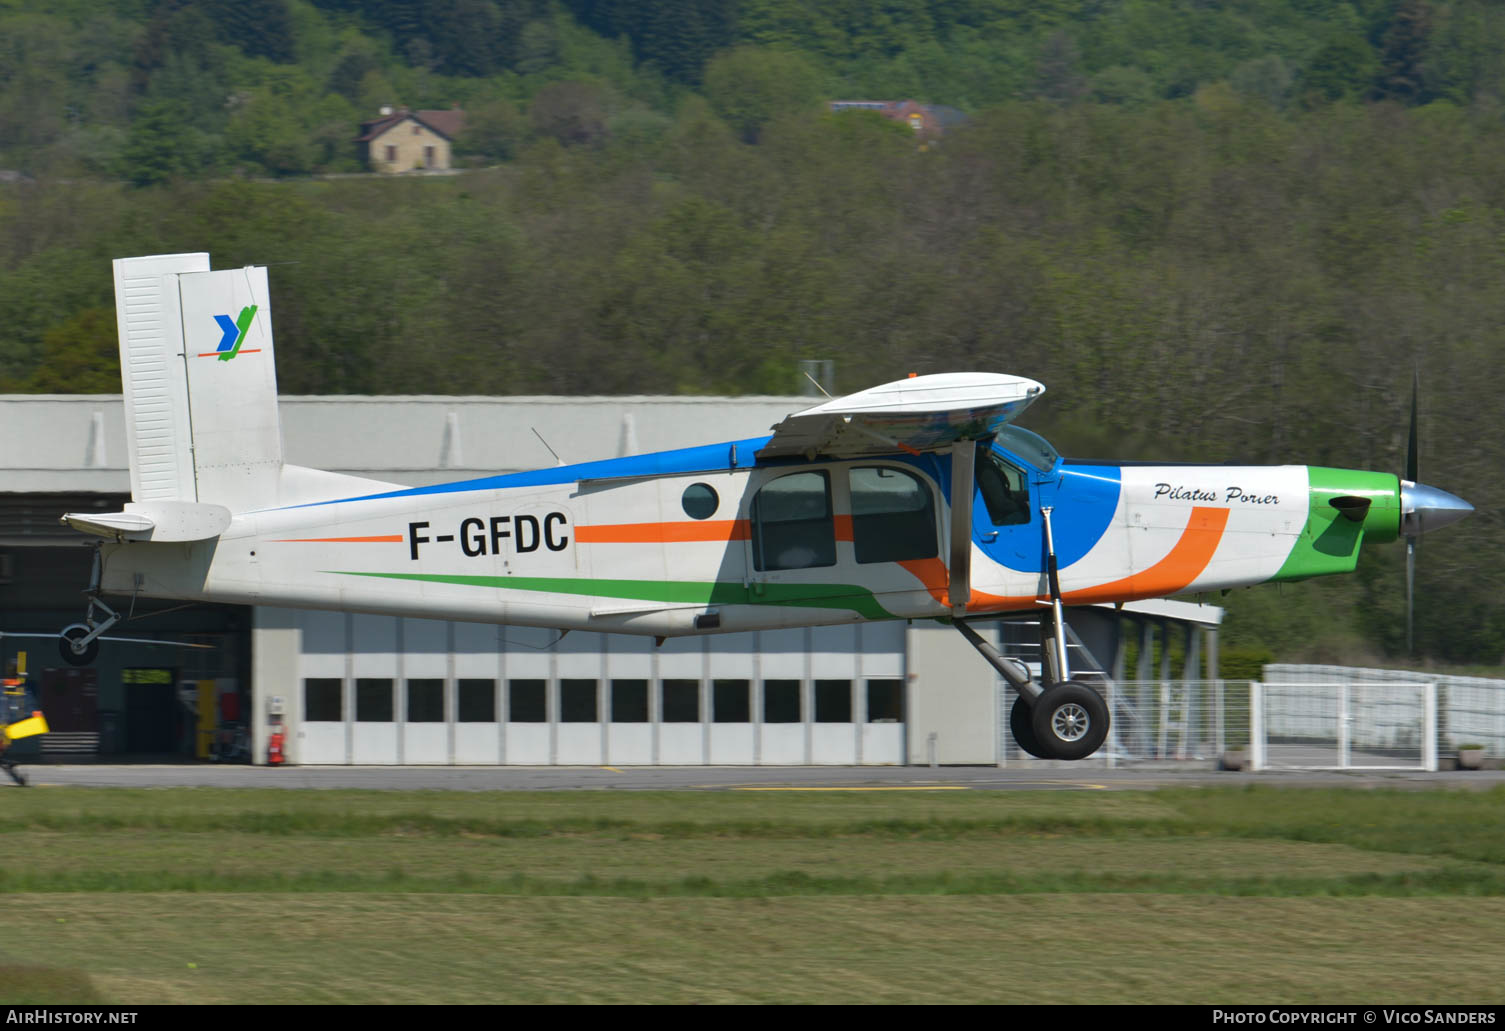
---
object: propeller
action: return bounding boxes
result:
[1406,374,1417,654]
[1398,372,1474,654]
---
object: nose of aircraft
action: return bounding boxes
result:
[1400,481,1474,537]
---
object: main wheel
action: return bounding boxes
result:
[58,624,99,666]
[1029,681,1109,761]
[1010,695,1053,759]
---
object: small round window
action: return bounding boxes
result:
[681,482,719,520]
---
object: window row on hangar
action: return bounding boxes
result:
[304,676,906,724]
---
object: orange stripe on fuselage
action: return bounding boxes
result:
[896,506,1232,614]
[1061,506,1230,604]
[272,535,405,543]
[576,520,751,544]
[897,557,950,605]
[898,557,1037,610]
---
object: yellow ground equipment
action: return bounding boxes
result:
[2,651,48,786]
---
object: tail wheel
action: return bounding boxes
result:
[1029,681,1109,761]
[59,625,99,667]
[1010,696,1053,759]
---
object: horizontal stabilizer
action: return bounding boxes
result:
[757,372,1044,461]
[60,501,232,542]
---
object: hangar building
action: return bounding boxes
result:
[1,393,1221,766]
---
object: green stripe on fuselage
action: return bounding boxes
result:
[1273,467,1401,582]
[325,571,897,620]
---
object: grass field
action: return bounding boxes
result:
[1,784,1502,1004]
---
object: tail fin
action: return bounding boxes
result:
[114,253,283,513]
[65,252,400,541]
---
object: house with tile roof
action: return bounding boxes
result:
[357,106,466,173]
[827,99,966,140]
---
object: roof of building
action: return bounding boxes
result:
[0,394,812,494]
[357,107,466,143]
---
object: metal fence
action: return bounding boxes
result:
[1267,664,1505,758]
[1251,680,1436,771]
[997,666,1500,769]
[999,680,1252,765]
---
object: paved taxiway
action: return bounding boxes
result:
[17,763,1505,791]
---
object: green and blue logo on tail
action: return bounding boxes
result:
[210,305,259,360]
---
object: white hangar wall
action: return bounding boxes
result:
[254,607,918,767]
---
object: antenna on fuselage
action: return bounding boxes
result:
[531,428,565,467]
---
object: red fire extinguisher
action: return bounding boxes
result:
[267,724,285,766]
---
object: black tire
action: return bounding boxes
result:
[1030,681,1109,761]
[58,625,99,666]
[1010,695,1053,759]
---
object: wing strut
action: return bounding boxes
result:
[947,441,974,614]
[1040,506,1072,682]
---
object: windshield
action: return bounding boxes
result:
[993,425,1059,473]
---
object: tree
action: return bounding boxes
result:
[529,81,609,147]
[17,308,120,394]
[457,96,527,161]
[703,46,824,144]
[1300,35,1379,105]
[117,100,193,187]
[1372,0,1433,104]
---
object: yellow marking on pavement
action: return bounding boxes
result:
[600,766,624,773]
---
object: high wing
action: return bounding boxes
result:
[754,372,1044,461]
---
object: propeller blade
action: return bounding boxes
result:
[1406,537,1415,655]
[1406,371,1419,485]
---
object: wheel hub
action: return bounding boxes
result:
[1051,702,1090,743]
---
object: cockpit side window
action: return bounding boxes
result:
[752,470,836,571]
[976,445,1031,527]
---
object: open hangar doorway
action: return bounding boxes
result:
[0,539,251,763]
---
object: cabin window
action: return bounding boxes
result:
[849,466,937,563]
[752,470,835,571]
[682,482,718,519]
[976,446,1031,527]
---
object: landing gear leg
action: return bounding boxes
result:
[955,610,1113,761]
[59,547,119,667]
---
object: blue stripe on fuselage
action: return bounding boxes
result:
[271,435,775,511]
